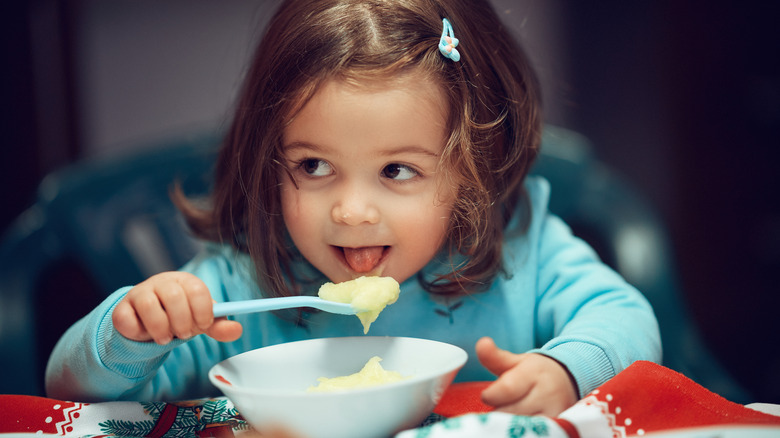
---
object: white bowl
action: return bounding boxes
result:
[208,336,467,438]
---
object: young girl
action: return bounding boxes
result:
[46,0,660,417]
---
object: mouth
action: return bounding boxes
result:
[332,245,390,274]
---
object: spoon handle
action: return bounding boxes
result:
[213,296,356,317]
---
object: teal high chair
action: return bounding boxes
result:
[0,135,217,395]
[532,126,751,403]
[0,128,751,403]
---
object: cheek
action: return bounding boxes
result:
[395,197,453,248]
[423,191,457,248]
[280,182,307,234]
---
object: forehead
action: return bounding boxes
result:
[286,68,448,123]
[340,68,445,104]
[283,71,449,151]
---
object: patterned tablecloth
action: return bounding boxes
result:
[1,361,779,437]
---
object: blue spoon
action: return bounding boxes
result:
[213,296,358,317]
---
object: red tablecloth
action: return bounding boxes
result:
[1,361,779,437]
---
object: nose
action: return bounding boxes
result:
[331,187,380,226]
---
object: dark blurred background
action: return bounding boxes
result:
[2,1,778,402]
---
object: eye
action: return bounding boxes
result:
[382,163,418,181]
[299,158,333,177]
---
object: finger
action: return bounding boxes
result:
[178,274,214,331]
[491,354,579,417]
[481,361,533,407]
[476,336,521,376]
[155,278,200,340]
[494,394,546,416]
[130,290,173,345]
[112,299,151,342]
[205,318,243,343]
[492,383,568,417]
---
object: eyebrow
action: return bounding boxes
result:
[282,141,320,153]
[378,145,441,158]
[283,141,441,158]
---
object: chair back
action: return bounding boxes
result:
[533,126,751,403]
[0,135,217,395]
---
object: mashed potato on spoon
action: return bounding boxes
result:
[318,276,400,334]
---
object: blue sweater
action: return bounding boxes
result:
[45,176,661,402]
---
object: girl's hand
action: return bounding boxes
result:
[112,272,243,345]
[475,336,578,416]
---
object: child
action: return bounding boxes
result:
[46,0,660,417]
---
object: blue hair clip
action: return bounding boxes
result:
[438,18,460,62]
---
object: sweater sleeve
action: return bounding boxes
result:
[524,177,662,397]
[45,245,248,402]
[44,286,185,401]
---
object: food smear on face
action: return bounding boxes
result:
[307,356,407,392]
[318,276,400,333]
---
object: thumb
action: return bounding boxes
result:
[476,336,521,376]
[205,318,243,343]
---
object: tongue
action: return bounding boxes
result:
[343,246,384,273]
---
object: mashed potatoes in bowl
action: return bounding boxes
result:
[208,337,467,438]
[307,356,409,392]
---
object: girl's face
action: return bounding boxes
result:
[280,73,457,285]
